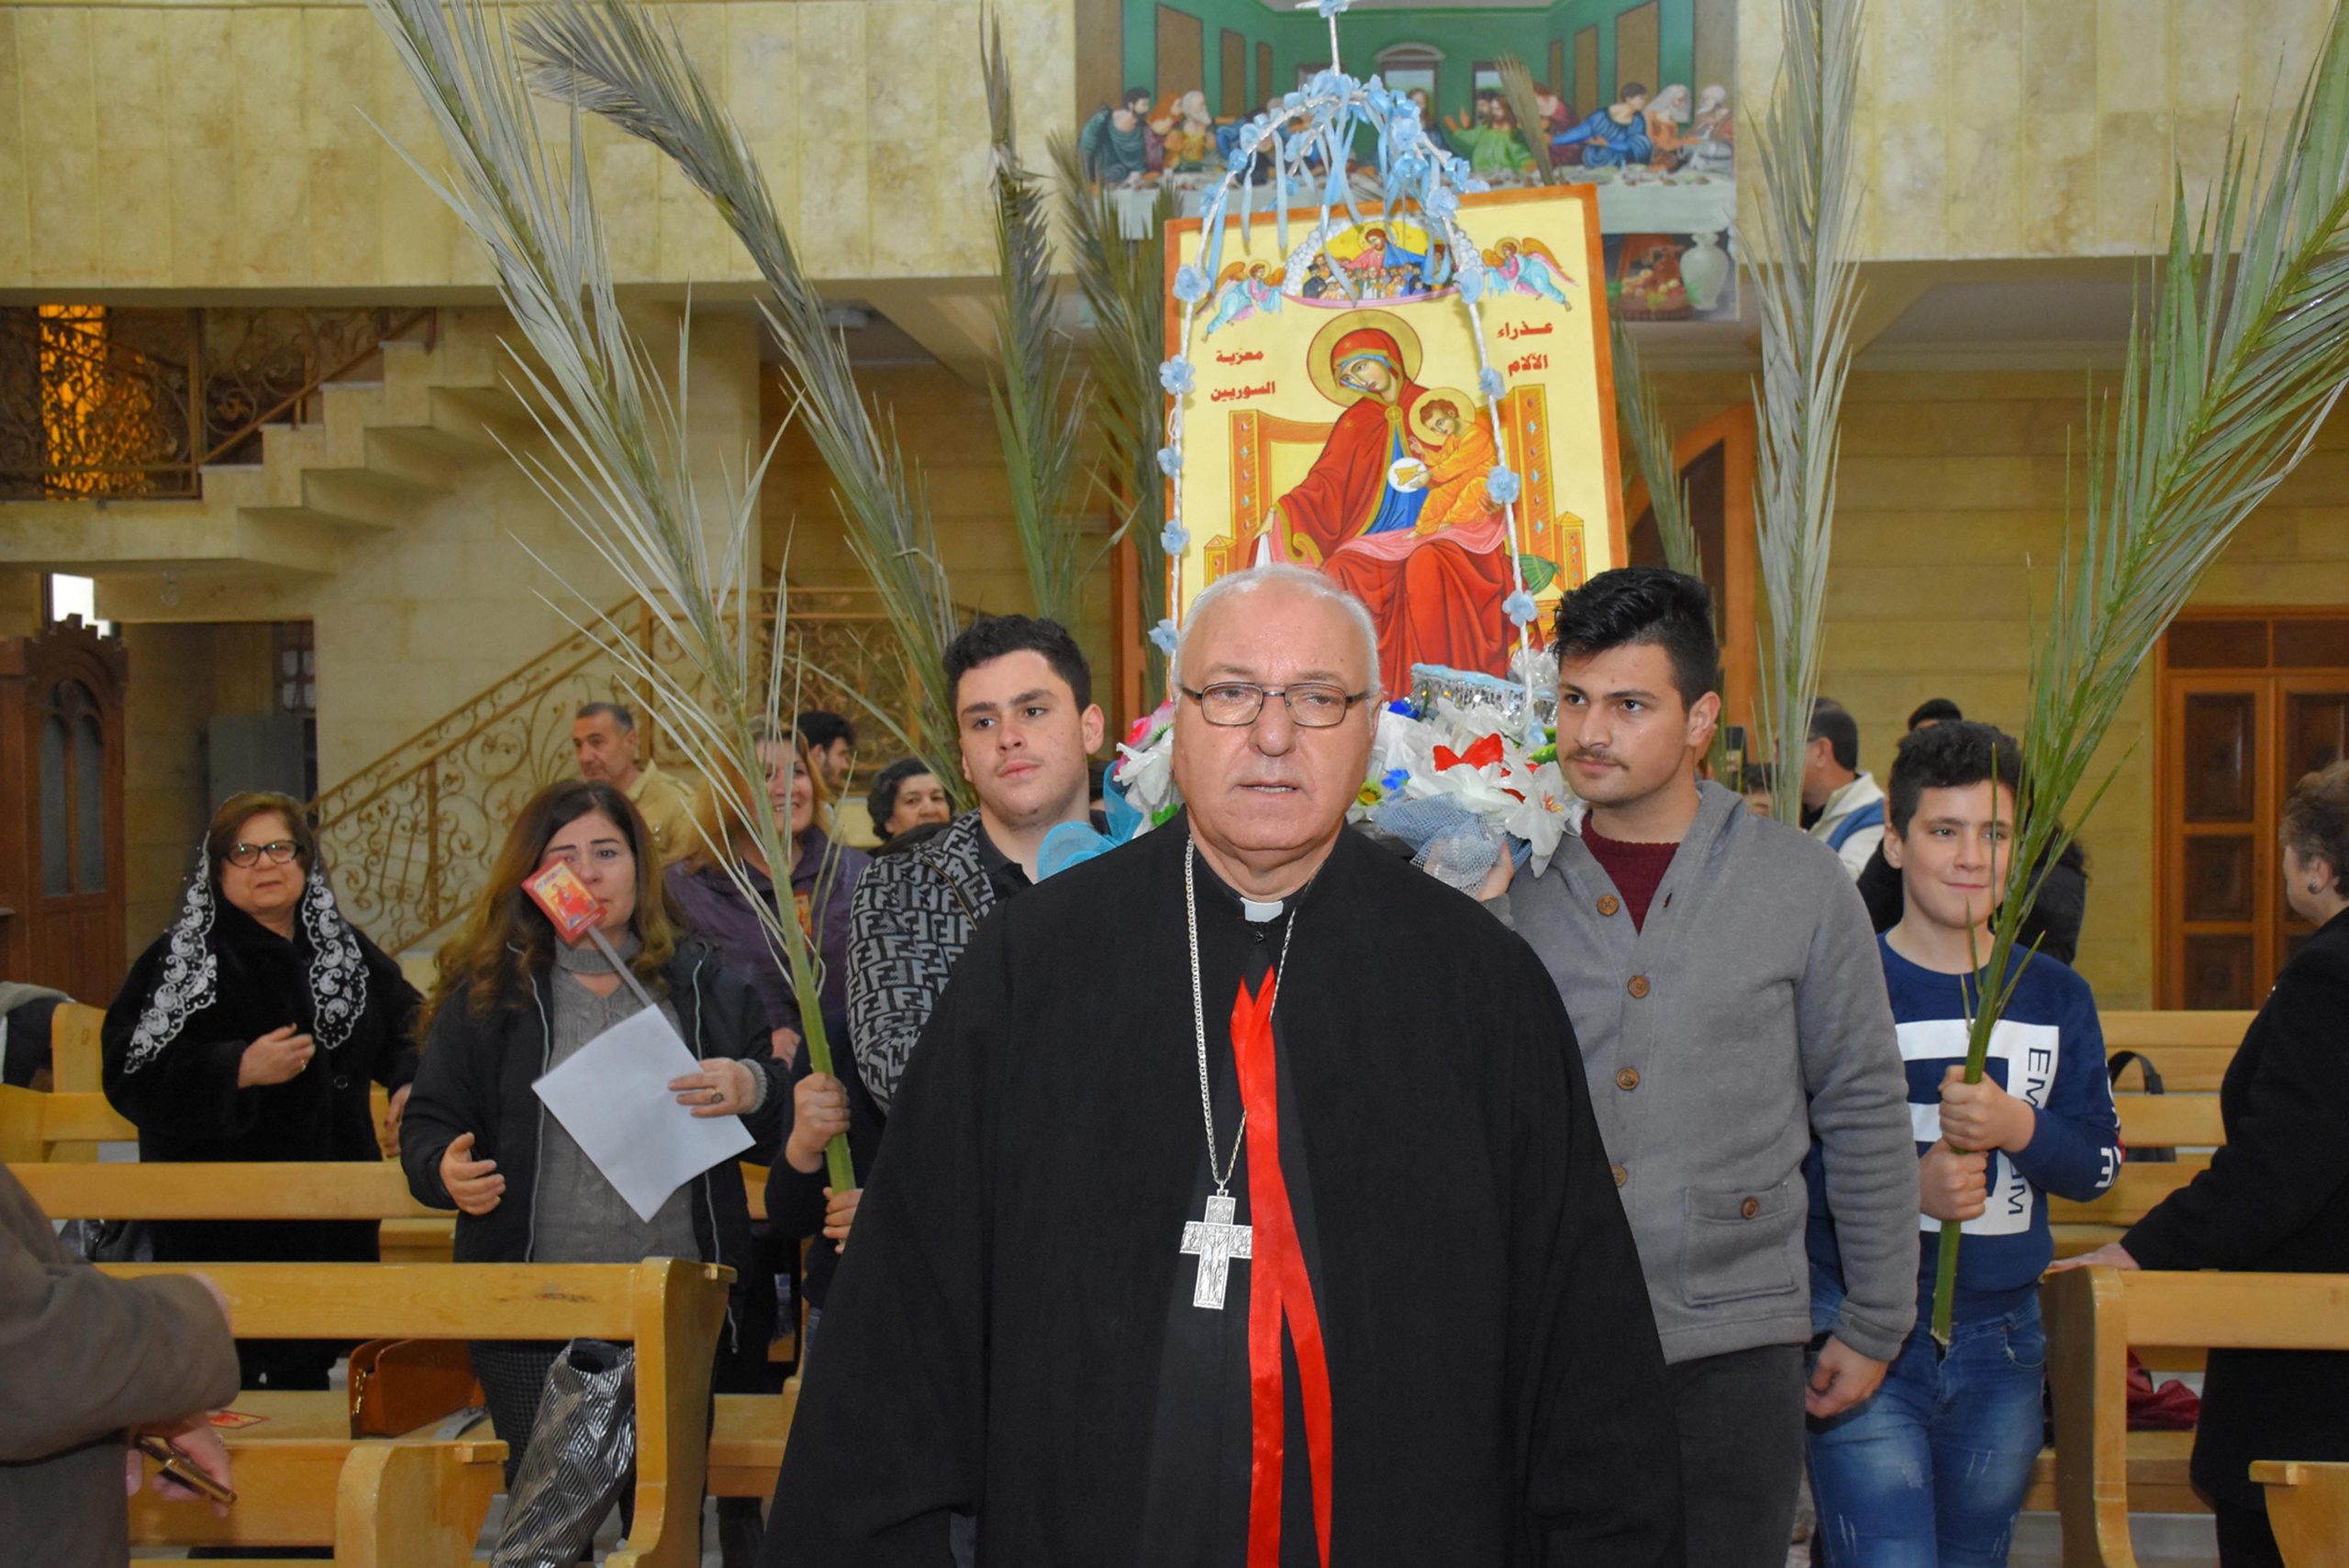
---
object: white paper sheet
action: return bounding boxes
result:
[531,1006,754,1223]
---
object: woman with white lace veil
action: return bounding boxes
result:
[101,792,421,1391]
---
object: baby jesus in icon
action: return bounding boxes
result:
[1405,393,1502,531]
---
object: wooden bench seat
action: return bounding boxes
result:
[2043,1267,2349,1566]
[101,1260,729,1568]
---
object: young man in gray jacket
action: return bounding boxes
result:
[1481,567,1918,1568]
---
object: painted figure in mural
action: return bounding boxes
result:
[1204,262,1283,336]
[1079,86,1160,185]
[1688,83,1736,172]
[1533,84,1576,140]
[1407,395,1502,531]
[1486,237,1575,306]
[1554,83,1653,167]
[1444,95,1536,175]
[1299,253,1340,300]
[1643,84,1695,167]
[1152,90,1215,172]
[1261,318,1514,689]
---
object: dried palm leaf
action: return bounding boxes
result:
[512,0,963,796]
[1495,55,1556,183]
[364,0,853,1189]
[1051,132,1174,706]
[1932,0,2349,1342]
[1745,0,1865,830]
[982,13,1089,627]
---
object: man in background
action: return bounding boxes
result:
[797,711,879,850]
[571,700,697,861]
[1907,697,1962,732]
[1803,697,1887,877]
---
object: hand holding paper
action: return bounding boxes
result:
[534,1008,753,1223]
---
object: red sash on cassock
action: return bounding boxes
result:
[1230,973,1333,1568]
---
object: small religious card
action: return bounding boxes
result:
[531,1006,753,1223]
[525,862,606,945]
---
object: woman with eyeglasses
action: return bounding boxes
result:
[101,792,422,1391]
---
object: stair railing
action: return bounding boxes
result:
[313,584,933,956]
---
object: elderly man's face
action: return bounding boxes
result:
[1172,584,1375,873]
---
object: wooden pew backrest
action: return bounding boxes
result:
[2043,1268,2349,1568]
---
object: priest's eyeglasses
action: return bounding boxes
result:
[227,840,302,868]
[1180,681,1371,728]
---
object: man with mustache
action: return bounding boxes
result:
[772,564,1681,1564]
[1481,566,1917,1568]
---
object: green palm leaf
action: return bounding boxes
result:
[1930,1,2349,1344]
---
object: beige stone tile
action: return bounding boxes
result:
[230,10,303,167]
[380,146,460,287]
[0,16,26,283]
[1867,0,1946,108]
[2097,110,2174,249]
[2018,109,2099,254]
[794,2,869,273]
[593,138,661,282]
[27,142,99,287]
[236,145,312,286]
[17,8,95,150]
[303,7,378,150]
[2025,0,2098,109]
[1870,118,1949,260]
[166,8,238,148]
[2167,2,2244,114]
[2171,109,2239,213]
[1945,113,2024,254]
[95,145,173,285]
[90,10,171,151]
[309,146,383,284]
[727,5,796,141]
[1950,0,2022,117]
[2096,0,2170,114]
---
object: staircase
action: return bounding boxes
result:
[314,584,930,958]
[0,308,534,586]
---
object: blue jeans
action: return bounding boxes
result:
[1805,1267,2046,1568]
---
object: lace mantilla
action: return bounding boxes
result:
[120,848,371,1073]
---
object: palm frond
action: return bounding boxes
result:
[1931,0,2349,1342]
[981,12,1089,628]
[1494,55,1556,183]
[1744,0,1865,829]
[1611,317,1700,579]
[512,0,964,797]
[364,0,853,1189]
[1052,131,1173,706]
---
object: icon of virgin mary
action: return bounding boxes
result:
[1263,311,1515,690]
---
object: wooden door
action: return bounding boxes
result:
[1155,5,1204,104]
[1221,29,1248,118]
[1615,2,1661,95]
[1257,43,1273,111]
[1549,39,1567,107]
[0,617,128,1003]
[1574,26,1600,116]
[2156,611,2349,1006]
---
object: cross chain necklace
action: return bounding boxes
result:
[1177,838,1300,1310]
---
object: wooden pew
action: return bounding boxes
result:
[2043,1267,2349,1567]
[101,1260,728,1568]
[21,1159,795,1545]
[2249,1461,2349,1565]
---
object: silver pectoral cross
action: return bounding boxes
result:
[1178,1192,1252,1310]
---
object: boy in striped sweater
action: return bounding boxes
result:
[1803,720,2121,1566]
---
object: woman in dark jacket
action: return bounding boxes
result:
[2057,759,2349,1566]
[398,778,786,1495]
[102,791,419,1389]
[666,740,868,1047]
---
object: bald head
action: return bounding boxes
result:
[1173,564,1380,699]
[1171,567,1379,900]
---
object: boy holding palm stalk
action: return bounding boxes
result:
[1802,720,2122,1565]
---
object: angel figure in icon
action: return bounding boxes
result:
[1484,238,1575,306]
[1204,262,1285,337]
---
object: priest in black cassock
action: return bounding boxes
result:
[766,563,1682,1566]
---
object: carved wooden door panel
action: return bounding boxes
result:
[2157,612,2349,1007]
[0,619,128,1004]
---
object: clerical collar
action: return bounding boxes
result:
[1188,840,1310,923]
[1240,897,1286,924]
